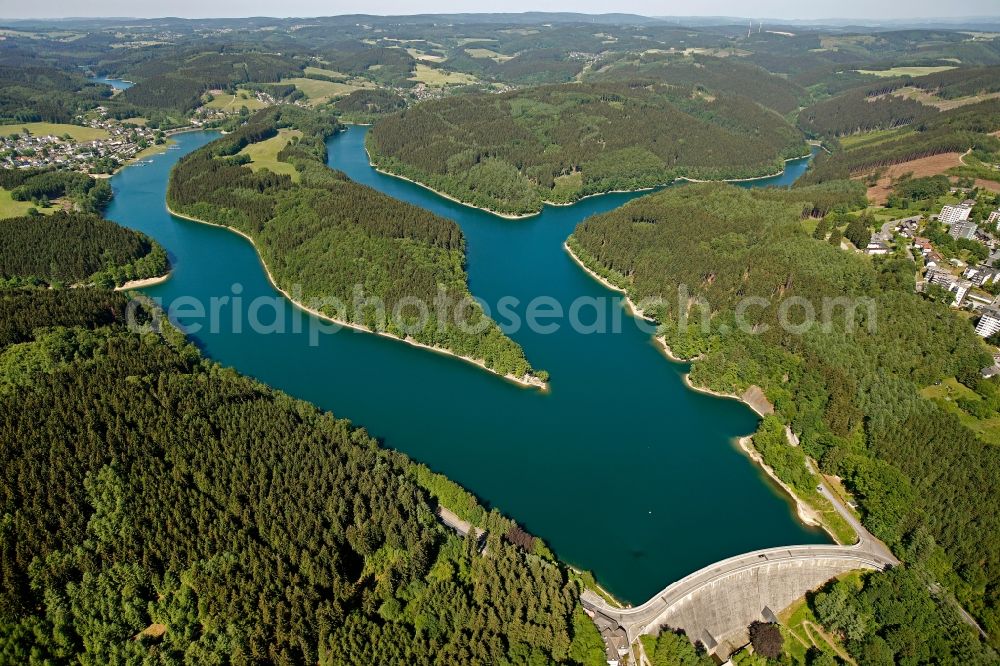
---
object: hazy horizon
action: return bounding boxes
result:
[2,2,999,22]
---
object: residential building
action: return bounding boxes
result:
[989,210,1000,229]
[926,268,972,305]
[976,308,1000,338]
[950,219,978,240]
[963,265,1000,286]
[966,291,995,311]
[866,240,890,255]
[939,201,974,225]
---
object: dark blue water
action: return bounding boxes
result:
[89,75,133,90]
[104,128,825,604]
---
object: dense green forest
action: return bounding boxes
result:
[118,51,302,114]
[585,52,806,116]
[333,89,407,123]
[797,85,935,138]
[368,82,808,215]
[0,168,112,213]
[0,288,603,664]
[167,107,541,382]
[811,567,994,664]
[0,212,167,288]
[0,65,112,124]
[568,182,1000,650]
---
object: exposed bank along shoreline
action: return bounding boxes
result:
[116,272,172,291]
[564,241,842,542]
[164,204,548,390]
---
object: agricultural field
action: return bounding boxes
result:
[465,48,513,62]
[409,64,478,87]
[203,90,268,111]
[456,37,497,46]
[237,129,302,181]
[284,77,371,104]
[856,65,957,77]
[406,47,445,62]
[0,122,109,142]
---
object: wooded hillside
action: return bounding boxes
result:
[0,289,601,664]
[367,82,808,215]
[569,182,1000,649]
[0,212,166,288]
[167,107,540,382]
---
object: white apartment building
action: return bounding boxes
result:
[939,201,974,225]
[976,308,1000,338]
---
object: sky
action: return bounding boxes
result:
[2,0,998,21]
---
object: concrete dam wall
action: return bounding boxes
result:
[641,553,881,655]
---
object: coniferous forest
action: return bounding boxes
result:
[0,212,167,288]
[0,288,602,664]
[5,12,1000,664]
[167,107,541,382]
[367,82,808,215]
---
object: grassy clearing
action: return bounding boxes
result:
[203,91,268,111]
[285,77,370,105]
[800,217,820,235]
[856,66,956,78]
[133,140,173,162]
[0,189,59,219]
[464,47,513,62]
[237,129,302,182]
[0,122,108,142]
[922,377,1000,445]
[550,172,583,201]
[839,127,913,150]
[303,66,348,79]
[949,154,1000,186]
[409,64,478,87]
[778,577,859,665]
[406,47,445,62]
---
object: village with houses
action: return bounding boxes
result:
[0,110,164,175]
[856,186,1000,376]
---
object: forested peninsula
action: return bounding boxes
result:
[567,180,1000,654]
[0,167,167,289]
[0,212,168,289]
[166,107,544,386]
[0,288,606,664]
[366,82,808,216]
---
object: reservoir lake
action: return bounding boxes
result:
[105,126,826,604]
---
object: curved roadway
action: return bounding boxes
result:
[582,458,899,635]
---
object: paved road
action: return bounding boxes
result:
[436,506,484,540]
[582,452,899,637]
[808,459,898,565]
[581,544,892,630]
